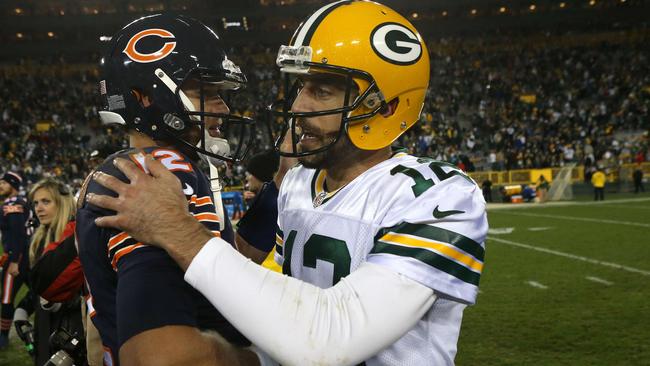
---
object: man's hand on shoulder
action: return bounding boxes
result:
[87,156,213,270]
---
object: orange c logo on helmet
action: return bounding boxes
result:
[123,28,176,63]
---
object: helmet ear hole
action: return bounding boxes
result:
[380,98,399,118]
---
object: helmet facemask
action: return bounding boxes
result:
[154,67,254,164]
[270,45,388,157]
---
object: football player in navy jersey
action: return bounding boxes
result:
[0,171,30,349]
[76,14,260,365]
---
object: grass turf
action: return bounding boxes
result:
[456,193,650,365]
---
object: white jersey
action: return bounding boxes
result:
[275,152,488,365]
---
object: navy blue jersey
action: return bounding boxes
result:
[1,195,30,265]
[76,147,247,366]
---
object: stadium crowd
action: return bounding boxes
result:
[398,36,649,172]
[1,33,648,190]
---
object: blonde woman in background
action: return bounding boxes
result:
[13,178,84,365]
[28,179,76,266]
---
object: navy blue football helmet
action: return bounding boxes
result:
[98,14,253,163]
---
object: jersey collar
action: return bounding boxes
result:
[310,169,346,208]
[309,148,409,208]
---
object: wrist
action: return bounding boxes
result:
[165,213,215,271]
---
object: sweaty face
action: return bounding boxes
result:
[291,74,358,169]
[33,188,57,226]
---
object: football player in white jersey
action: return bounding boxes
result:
[87,1,488,365]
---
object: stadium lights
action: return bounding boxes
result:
[16,33,23,39]
[47,32,55,38]
[14,8,23,14]
[529,4,537,11]
[499,6,507,13]
[470,9,477,15]
[589,0,596,5]
[99,36,112,42]
[412,12,418,19]
[442,11,448,17]
[59,10,65,15]
[560,2,566,8]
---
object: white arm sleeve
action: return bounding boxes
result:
[185,237,436,366]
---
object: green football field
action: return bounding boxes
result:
[457,193,650,366]
[2,193,649,365]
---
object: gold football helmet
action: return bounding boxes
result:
[272,0,430,156]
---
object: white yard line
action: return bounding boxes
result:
[488,227,515,235]
[488,197,650,210]
[528,227,553,231]
[585,276,614,286]
[492,211,650,228]
[488,236,650,277]
[526,281,548,289]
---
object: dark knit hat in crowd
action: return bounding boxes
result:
[246,151,280,183]
[1,172,23,191]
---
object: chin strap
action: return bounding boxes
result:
[209,162,226,230]
[199,131,230,230]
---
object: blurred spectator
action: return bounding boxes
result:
[633,164,645,193]
[522,185,537,202]
[243,151,280,205]
[0,171,30,349]
[591,168,606,201]
[536,175,550,203]
[481,179,493,203]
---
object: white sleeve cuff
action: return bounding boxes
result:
[185,237,435,366]
[184,237,227,286]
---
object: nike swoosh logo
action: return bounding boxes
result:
[183,183,194,196]
[433,205,465,219]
